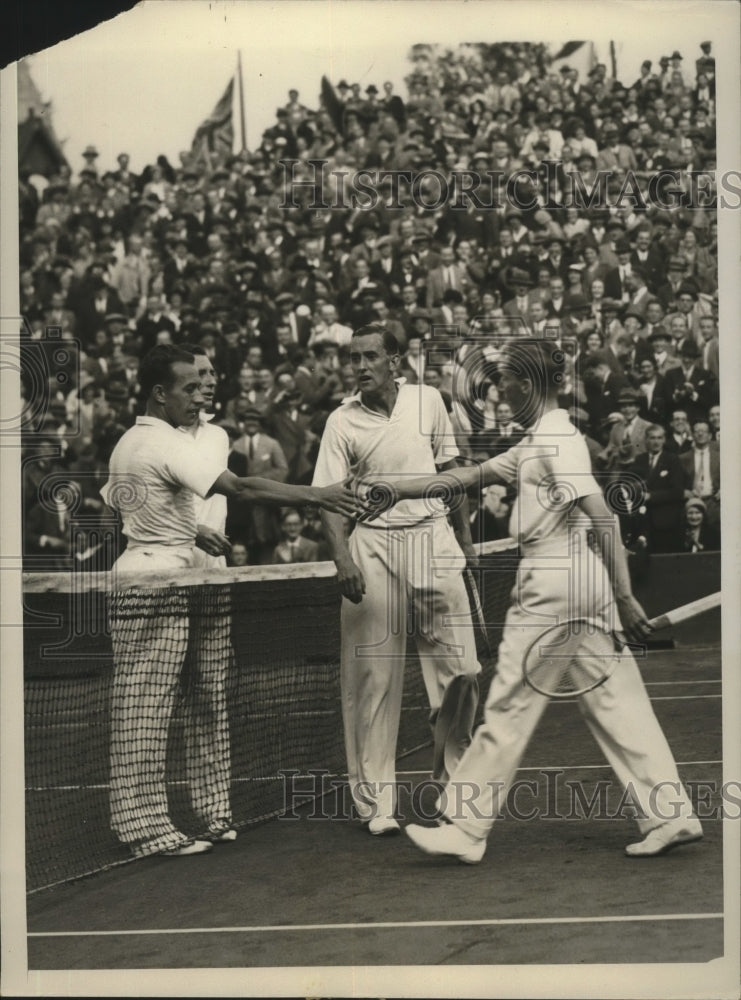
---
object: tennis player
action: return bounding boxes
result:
[363,338,702,861]
[102,344,360,858]
[312,325,481,836]
[172,344,235,846]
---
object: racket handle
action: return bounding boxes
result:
[647,592,721,631]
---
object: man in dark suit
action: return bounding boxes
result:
[219,420,252,546]
[264,375,315,483]
[663,340,718,426]
[231,408,289,564]
[272,292,312,347]
[163,239,197,296]
[74,277,126,344]
[629,227,665,292]
[501,267,534,322]
[664,409,694,455]
[629,424,686,553]
[582,352,630,440]
[603,237,634,303]
[656,255,689,311]
[635,357,671,425]
[680,419,720,530]
[425,245,470,308]
[135,295,178,354]
[271,508,320,564]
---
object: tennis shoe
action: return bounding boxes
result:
[206,828,238,843]
[624,818,703,857]
[367,816,400,836]
[405,822,486,864]
[160,839,214,857]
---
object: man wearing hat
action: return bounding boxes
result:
[656,256,689,311]
[501,267,534,322]
[628,423,686,553]
[663,338,718,426]
[603,235,636,301]
[273,290,312,346]
[633,59,655,92]
[80,144,100,178]
[664,281,706,343]
[599,386,651,471]
[648,327,682,376]
[669,50,690,87]
[695,41,715,80]
[231,406,289,564]
[582,350,630,438]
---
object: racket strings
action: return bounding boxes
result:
[524,620,620,698]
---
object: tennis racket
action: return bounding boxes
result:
[464,567,494,662]
[522,592,721,700]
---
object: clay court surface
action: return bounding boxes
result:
[26,608,726,971]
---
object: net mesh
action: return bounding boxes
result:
[24,540,519,892]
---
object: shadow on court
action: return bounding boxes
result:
[27,627,724,970]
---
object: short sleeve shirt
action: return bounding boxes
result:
[177,415,229,532]
[312,381,459,527]
[100,416,225,546]
[483,408,602,545]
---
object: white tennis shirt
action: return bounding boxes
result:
[178,414,230,568]
[100,415,225,547]
[483,408,602,548]
[313,381,459,528]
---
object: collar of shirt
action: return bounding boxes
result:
[342,375,407,406]
[524,406,573,438]
[136,415,171,428]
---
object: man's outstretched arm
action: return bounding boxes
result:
[209,470,361,520]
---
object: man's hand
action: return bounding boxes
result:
[196,525,231,557]
[337,556,366,604]
[616,594,652,644]
[356,477,400,522]
[314,479,364,519]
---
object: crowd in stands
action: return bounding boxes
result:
[19,40,720,570]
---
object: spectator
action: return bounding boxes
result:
[680,419,720,531]
[629,424,686,553]
[663,339,718,425]
[232,407,288,564]
[271,508,320,564]
[708,403,720,441]
[17,41,719,566]
[228,541,250,567]
[680,497,719,553]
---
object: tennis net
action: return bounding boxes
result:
[23,538,519,892]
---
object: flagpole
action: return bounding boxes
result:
[237,50,247,152]
[609,40,618,80]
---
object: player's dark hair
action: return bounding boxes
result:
[352,324,400,356]
[138,344,195,399]
[499,338,565,398]
[180,341,207,357]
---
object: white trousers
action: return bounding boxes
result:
[443,534,697,840]
[108,545,232,854]
[341,519,481,822]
